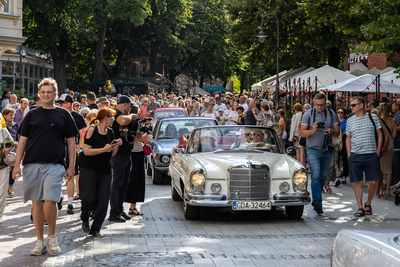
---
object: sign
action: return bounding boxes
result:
[13,73,26,76]
[348,55,368,64]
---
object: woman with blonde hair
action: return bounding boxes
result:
[374,102,397,197]
[80,107,122,237]
[178,99,185,109]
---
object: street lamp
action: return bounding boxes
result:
[257,14,279,105]
[19,46,26,90]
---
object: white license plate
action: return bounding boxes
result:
[232,201,271,210]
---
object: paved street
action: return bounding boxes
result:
[1,173,399,267]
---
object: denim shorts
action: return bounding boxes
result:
[348,153,380,182]
[22,163,65,203]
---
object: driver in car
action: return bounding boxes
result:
[194,131,219,152]
[246,129,277,152]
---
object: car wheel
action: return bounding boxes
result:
[285,205,304,219]
[171,181,182,201]
[152,161,164,185]
[183,190,200,220]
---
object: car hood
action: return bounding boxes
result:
[190,151,297,179]
[154,139,179,154]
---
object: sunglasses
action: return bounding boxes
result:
[350,103,361,107]
[253,133,263,136]
[337,111,343,114]
[245,133,252,136]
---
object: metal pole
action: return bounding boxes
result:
[276,17,279,108]
[19,50,22,89]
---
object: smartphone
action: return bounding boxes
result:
[110,139,118,145]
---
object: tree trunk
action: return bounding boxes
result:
[53,59,67,94]
[112,45,126,76]
[240,71,245,94]
[149,50,157,77]
[199,76,205,88]
[92,15,108,83]
[328,46,340,68]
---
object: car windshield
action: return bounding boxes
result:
[154,110,186,119]
[157,119,217,140]
[187,126,282,154]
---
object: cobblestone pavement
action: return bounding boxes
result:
[1,173,399,267]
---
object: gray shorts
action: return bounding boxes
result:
[22,163,65,203]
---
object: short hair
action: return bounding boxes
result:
[236,106,244,111]
[303,104,311,110]
[380,96,389,104]
[2,108,15,117]
[20,98,29,105]
[293,103,303,112]
[87,92,96,102]
[38,78,58,94]
[80,107,90,115]
[368,99,378,108]
[314,93,326,101]
[260,102,270,111]
[353,97,365,105]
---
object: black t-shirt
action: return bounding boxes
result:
[88,103,98,110]
[244,109,257,125]
[82,126,114,173]
[71,111,86,143]
[18,106,78,166]
[111,109,134,154]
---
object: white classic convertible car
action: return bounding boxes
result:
[169,125,310,220]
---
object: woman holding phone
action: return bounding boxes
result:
[80,107,122,237]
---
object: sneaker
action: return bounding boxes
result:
[30,240,47,256]
[334,179,341,187]
[89,231,104,238]
[120,211,131,221]
[58,196,63,210]
[108,213,125,223]
[47,235,61,255]
[313,202,323,214]
[7,186,15,198]
[82,219,90,233]
[67,204,74,214]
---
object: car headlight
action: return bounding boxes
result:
[161,155,170,164]
[279,182,290,193]
[211,183,221,194]
[190,169,205,193]
[293,169,307,185]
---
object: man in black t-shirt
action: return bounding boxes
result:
[87,92,98,110]
[243,100,258,125]
[57,94,86,214]
[13,78,78,256]
[109,95,139,222]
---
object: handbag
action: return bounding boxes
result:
[2,128,15,166]
[380,119,392,155]
[143,144,152,156]
[299,137,307,147]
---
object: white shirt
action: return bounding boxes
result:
[223,109,238,125]
[239,103,249,113]
[213,103,226,112]
[201,111,217,119]
[169,103,178,108]
[6,103,21,110]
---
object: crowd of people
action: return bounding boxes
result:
[0,77,399,256]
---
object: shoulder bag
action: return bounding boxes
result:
[143,144,152,156]
[380,118,392,155]
[2,128,15,166]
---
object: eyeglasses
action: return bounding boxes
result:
[253,133,263,136]
[315,103,325,107]
[74,105,80,107]
[245,133,252,136]
[81,99,87,101]
[350,103,361,108]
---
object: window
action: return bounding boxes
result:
[0,2,10,13]
[2,61,14,75]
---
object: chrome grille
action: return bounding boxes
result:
[228,164,270,200]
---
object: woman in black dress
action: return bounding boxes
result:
[80,107,122,237]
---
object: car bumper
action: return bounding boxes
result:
[185,192,311,207]
[155,166,169,174]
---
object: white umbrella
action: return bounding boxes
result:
[320,74,400,93]
[294,65,356,91]
[189,87,209,95]
[251,81,263,90]
[380,70,400,86]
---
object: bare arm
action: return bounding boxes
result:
[65,137,76,181]
[12,135,27,179]
[392,120,397,139]
[332,124,340,136]
[116,114,139,126]
[300,123,318,138]
[346,135,351,158]
[376,128,383,155]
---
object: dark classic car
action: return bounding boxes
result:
[147,117,218,184]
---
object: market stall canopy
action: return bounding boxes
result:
[251,81,263,90]
[381,69,400,86]
[203,85,229,92]
[277,67,315,89]
[294,65,356,91]
[259,70,288,88]
[189,86,210,95]
[92,76,165,88]
[320,74,400,93]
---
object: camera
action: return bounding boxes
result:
[138,117,152,135]
[317,122,325,128]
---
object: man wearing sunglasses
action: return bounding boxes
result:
[346,97,382,217]
[300,93,340,214]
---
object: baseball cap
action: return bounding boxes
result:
[326,100,332,105]
[98,97,109,104]
[218,108,223,112]
[56,93,73,104]
[215,97,221,101]
[117,95,133,104]
[225,101,231,105]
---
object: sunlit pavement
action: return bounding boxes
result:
[1,173,399,267]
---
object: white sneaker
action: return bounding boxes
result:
[30,240,47,256]
[47,235,61,255]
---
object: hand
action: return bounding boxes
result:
[115,138,123,146]
[65,168,75,182]
[312,122,318,132]
[2,147,12,156]
[12,166,21,180]
[339,143,343,151]
[131,114,139,120]
[103,144,115,153]
[324,128,332,135]
[242,113,247,119]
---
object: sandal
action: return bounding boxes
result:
[128,208,143,216]
[324,186,332,194]
[8,186,15,198]
[390,185,400,190]
[354,208,365,217]
[364,203,372,215]
[73,194,80,200]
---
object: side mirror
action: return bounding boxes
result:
[174,147,185,153]
[286,146,294,155]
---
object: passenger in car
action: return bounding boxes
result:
[246,130,278,152]
[165,124,178,138]
[194,131,218,152]
[231,129,253,149]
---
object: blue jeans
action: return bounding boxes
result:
[307,146,334,205]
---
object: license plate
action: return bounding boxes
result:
[232,201,271,210]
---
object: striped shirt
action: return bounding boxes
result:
[346,113,381,154]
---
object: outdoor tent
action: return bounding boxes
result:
[203,85,229,92]
[188,86,210,95]
[294,65,356,91]
[276,67,315,89]
[320,74,400,94]
[381,70,400,86]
